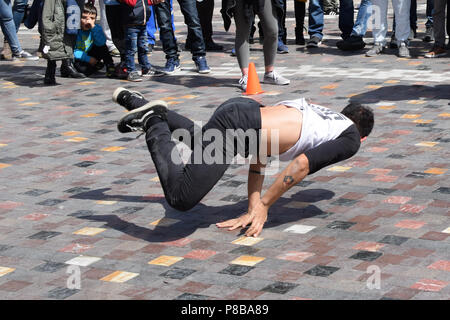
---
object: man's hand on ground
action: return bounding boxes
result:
[216,201,268,237]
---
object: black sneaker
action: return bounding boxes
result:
[142,67,165,77]
[336,36,365,51]
[112,87,147,111]
[306,36,322,48]
[117,100,168,133]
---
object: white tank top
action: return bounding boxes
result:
[276,98,354,161]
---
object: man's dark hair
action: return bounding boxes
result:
[83,3,97,17]
[341,103,374,138]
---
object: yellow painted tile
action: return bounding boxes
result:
[78,81,96,85]
[161,97,177,101]
[321,84,339,90]
[0,144,7,148]
[372,59,385,63]
[66,137,88,142]
[384,80,400,84]
[150,176,160,182]
[365,85,382,89]
[96,200,117,205]
[378,105,396,110]
[73,227,106,236]
[407,100,426,105]
[424,168,447,175]
[15,98,29,102]
[438,113,450,117]
[231,255,265,267]
[0,163,11,169]
[101,146,126,152]
[101,271,139,283]
[19,102,39,106]
[413,119,433,124]
[232,236,264,246]
[150,217,180,227]
[148,255,183,266]
[442,227,450,234]
[327,166,352,172]
[62,131,82,136]
[415,141,438,147]
[180,95,198,99]
[80,113,100,118]
[2,86,17,89]
[0,267,15,277]
[2,81,14,85]
[408,61,423,66]
[401,114,421,119]
[346,93,358,98]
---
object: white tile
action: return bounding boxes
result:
[283,224,316,234]
[65,256,101,267]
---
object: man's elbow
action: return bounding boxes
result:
[295,154,310,177]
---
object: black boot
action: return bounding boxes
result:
[44,60,57,85]
[295,1,306,45]
[60,59,85,78]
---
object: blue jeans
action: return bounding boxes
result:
[153,0,205,60]
[0,0,22,53]
[351,0,372,37]
[124,26,151,73]
[146,0,177,45]
[12,0,28,31]
[426,0,433,27]
[308,0,354,39]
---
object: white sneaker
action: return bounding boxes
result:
[239,75,248,91]
[263,71,290,85]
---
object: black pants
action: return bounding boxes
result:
[74,45,114,76]
[145,97,262,211]
[105,5,125,59]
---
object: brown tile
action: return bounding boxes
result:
[306,244,334,255]
[429,200,450,208]
[357,201,379,208]
[419,232,449,241]
[373,209,398,218]
[273,270,304,282]
[307,236,336,245]
[383,287,419,300]
[189,239,216,250]
[82,268,113,280]
[0,280,32,292]
[353,261,388,271]
[141,243,166,254]
[176,281,212,294]
[349,215,378,224]
[377,254,409,265]
[392,183,417,191]
[312,176,336,182]
[350,224,379,232]
[403,248,434,257]
[103,249,134,260]
[304,255,337,265]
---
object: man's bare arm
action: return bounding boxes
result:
[217,154,309,237]
[248,160,266,211]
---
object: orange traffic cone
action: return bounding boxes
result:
[244,62,264,95]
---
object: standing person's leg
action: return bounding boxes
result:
[146,6,156,50]
[392,0,411,57]
[431,0,446,49]
[423,0,434,41]
[307,0,324,45]
[337,0,371,50]
[275,0,288,53]
[294,0,306,45]
[0,0,23,55]
[98,0,117,54]
[124,27,138,75]
[154,0,180,72]
[12,0,28,31]
[105,4,125,58]
[177,0,210,72]
[339,0,354,40]
[259,0,290,85]
[136,26,152,71]
[410,0,417,37]
[233,0,252,89]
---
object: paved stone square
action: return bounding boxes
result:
[0,0,449,300]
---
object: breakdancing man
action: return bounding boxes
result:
[112,87,374,237]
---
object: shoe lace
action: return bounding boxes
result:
[239,75,247,85]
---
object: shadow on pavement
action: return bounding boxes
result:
[349,84,450,104]
[71,187,335,243]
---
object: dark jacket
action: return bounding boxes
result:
[120,0,153,26]
[221,0,283,32]
[41,0,73,60]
